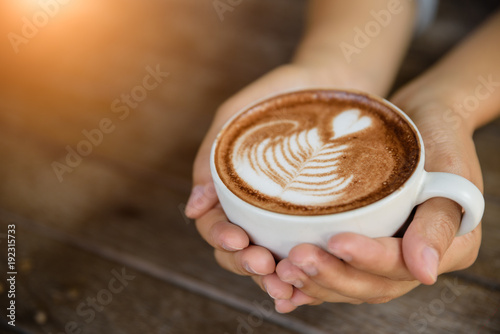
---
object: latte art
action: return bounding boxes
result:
[215,90,420,215]
[232,109,372,206]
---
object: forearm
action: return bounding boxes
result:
[393,9,500,133]
[293,0,417,96]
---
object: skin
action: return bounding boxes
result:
[186,0,500,313]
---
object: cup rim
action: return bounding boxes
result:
[210,88,425,221]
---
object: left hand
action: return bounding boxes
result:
[258,86,484,313]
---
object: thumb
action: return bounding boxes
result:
[402,197,462,285]
[185,95,254,219]
[185,127,220,219]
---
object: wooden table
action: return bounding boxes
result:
[0,1,499,333]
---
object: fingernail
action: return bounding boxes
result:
[422,246,439,283]
[263,282,272,298]
[263,283,276,300]
[328,245,352,262]
[281,278,304,289]
[244,262,264,275]
[221,242,244,252]
[292,280,304,288]
[295,263,318,277]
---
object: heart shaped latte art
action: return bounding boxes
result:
[232,109,373,206]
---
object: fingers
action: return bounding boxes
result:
[261,274,294,300]
[186,99,244,219]
[288,289,323,307]
[327,233,413,281]
[214,246,275,276]
[195,205,249,251]
[276,256,367,304]
[195,205,274,281]
[274,299,298,314]
[440,221,482,272]
[265,225,478,312]
[185,182,219,219]
[186,127,220,219]
[277,244,419,304]
[256,275,322,314]
[402,197,465,285]
[274,290,323,314]
[185,115,225,219]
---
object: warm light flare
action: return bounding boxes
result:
[8,0,83,15]
[3,0,114,38]
[0,0,173,128]
[2,0,133,58]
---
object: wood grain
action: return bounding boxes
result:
[0,0,499,333]
[0,222,305,334]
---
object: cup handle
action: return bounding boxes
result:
[416,172,485,236]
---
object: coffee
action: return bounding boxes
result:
[215,90,420,215]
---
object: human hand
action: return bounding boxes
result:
[185,0,417,299]
[184,63,384,282]
[262,7,500,313]
[261,79,484,313]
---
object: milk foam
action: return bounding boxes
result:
[215,90,420,215]
[232,109,372,206]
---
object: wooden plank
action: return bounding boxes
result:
[0,0,305,224]
[459,121,500,286]
[475,121,500,200]
[0,221,306,334]
[459,198,500,288]
[0,0,498,333]
[2,175,499,333]
[0,0,305,154]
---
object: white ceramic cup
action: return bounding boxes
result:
[210,90,485,259]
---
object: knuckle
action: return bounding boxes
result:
[214,249,246,275]
[424,141,478,186]
[210,221,228,241]
[424,208,460,250]
[340,281,367,300]
[195,206,222,231]
[365,281,409,304]
[443,153,472,179]
[456,228,481,270]
[288,243,331,265]
[313,244,333,263]
[433,213,457,239]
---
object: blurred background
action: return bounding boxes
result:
[0,0,308,224]
[0,0,497,224]
[0,0,499,333]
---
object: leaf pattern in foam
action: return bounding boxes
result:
[232,109,372,206]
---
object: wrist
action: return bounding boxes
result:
[287,60,390,97]
[291,0,417,97]
[391,78,483,136]
[391,89,484,191]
